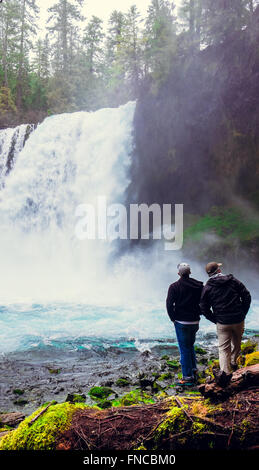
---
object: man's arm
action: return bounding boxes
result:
[233,278,251,315]
[199,286,216,324]
[166,284,176,322]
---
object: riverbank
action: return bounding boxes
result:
[0,333,258,416]
[0,334,258,453]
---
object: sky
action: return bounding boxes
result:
[37,0,182,36]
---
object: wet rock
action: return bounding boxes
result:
[13,399,29,406]
[65,393,86,404]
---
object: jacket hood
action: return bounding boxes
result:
[179,277,203,289]
[206,274,234,286]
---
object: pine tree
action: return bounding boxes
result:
[104,10,127,103]
[47,0,84,75]
[144,0,177,89]
[202,0,249,46]
[83,16,104,76]
[123,5,143,96]
[0,0,20,88]
[46,0,84,113]
[178,0,203,50]
[16,0,39,109]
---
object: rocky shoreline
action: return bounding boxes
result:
[1,333,258,417]
[0,334,258,452]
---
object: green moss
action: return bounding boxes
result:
[166,360,180,369]
[152,382,163,393]
[241,339,257,355]
[115,378,130,387]
[244,351,259,366]
[88,386,114,401]
[194,346,207,355]
[184,207,259,243]
[0,402,87,450]
[96,400,113,409]
[192,422,206,434]
[66,393,86,404]
[205,359,219,378]
[0,426,11,432]
[154,405,188,444]
[13,389,24,396]
[161,355,170,360]
[112,389,155,407]
[47,368,61,374]
[157,372,172,381]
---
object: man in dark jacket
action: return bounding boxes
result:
[200,261,251,383]
[166,262,203,385]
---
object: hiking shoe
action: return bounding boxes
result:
[175,378,195,387]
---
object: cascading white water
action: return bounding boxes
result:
[0,102,176,353]
[0,103,139,303]
[0,102,257,354]
[0,124,34,188]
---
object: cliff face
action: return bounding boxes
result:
[128,9,259,215]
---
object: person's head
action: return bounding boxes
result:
[177,262,191,278]
[205,261,222,277]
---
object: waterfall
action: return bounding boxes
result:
[0,103,256,354]
[0,124,34,188]
[0,102,138,304]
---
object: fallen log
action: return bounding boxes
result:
[0,412,25,427]
[198,364,259,400]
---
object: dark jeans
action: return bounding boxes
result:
[174,321,199,379]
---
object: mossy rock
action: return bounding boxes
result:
[157,372,172,381]
[65,393,86,404]
[166,360,180,369]
[13,389,24,396]
[97,400,113,409]
[152,381,163,393]
[13,399,29,406]
[161,355,170,361]
[0,402,87,450]
[205,359,220,378]
[244,351,259,367]
[88,386,114,401]
[47,368,61,374]
[115,378,130,387]
[112,389,155,407]
[194,346,207,355]
[241,339,257,355]
[153,404,189,447]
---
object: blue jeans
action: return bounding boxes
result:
[174,322,199,379]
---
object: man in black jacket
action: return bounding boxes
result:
[200,262,251,383]
[166,262,203,385]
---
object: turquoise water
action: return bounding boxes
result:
[0,301,258,354]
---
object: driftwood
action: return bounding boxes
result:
[28,402,52,426]
[0,412,25,427]
[198,364,259,400]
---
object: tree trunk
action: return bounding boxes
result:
[16,0,26,109]
[62,0,68,74]
[198,364,259,401]
[3,26,9,87]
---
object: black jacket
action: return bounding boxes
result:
[200,274,251,325]
[166,276,203,322]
